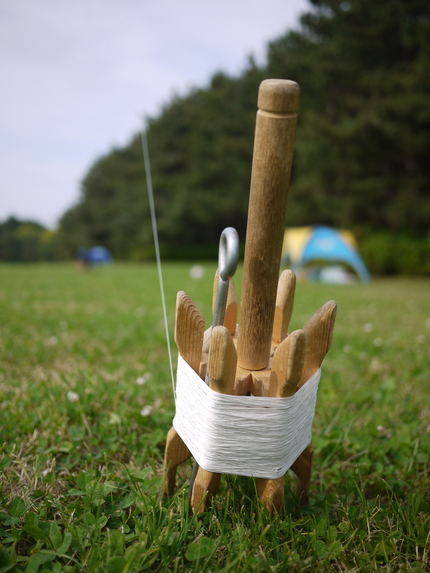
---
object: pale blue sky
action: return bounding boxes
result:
[0,0,308,229]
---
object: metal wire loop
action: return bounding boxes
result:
[218,227,239,281]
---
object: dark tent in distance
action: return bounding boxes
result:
[77,246,113,267]
[281,226,370,284]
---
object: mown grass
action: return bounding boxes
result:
[0,262,429,572]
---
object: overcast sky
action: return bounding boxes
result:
[0,0,308,229]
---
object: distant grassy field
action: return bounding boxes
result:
[1,262,429,572]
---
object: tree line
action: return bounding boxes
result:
[5,0,430,273]
[0,217,57,262]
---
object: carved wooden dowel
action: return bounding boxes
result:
[237,80,300,371]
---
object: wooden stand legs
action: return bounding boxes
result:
[256,442,314,512]
[256,444,314,513]
[291,443,314,506]
[191,469,221,512]
[162,427,191,496]
[257,477,286,513]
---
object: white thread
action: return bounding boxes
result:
[173,355,321,479]
[141,128,176,400]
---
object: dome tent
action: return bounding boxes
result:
[77,246,113,266]
[281,226,370,283]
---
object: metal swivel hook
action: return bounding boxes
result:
[188,227,239,501]
[212,227,239,331]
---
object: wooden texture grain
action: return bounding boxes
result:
[162,291,205,496]
[162,427,191,496]
[272,270,296,344]
[237,80,300,371]
[299,300,337,389]
[174,291,206,373]
[272,329,308,398]
[290,443,314,505]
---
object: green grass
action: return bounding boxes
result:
[0,262,429,572]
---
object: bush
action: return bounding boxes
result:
[361,232,430,276]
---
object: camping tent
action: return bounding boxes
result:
[77,246,113,266]
[281,226,370,283]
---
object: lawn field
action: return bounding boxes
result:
[1,262,429,572]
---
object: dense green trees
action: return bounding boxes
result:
[267,0,430,234]
[56,139,147,259]
[57,64,265,259]
[0,218,56,261]
[56,0,430,267]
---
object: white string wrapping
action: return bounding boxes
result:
[141,128,175,399]
[173,355,321,479]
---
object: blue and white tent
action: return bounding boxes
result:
[77,246,113,266]
[281,226,370,283]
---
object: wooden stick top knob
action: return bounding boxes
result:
[257,79,300,114]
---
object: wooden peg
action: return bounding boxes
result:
[191,326,237,512]
[299,300,337,389]
[212,270,238,337]
[256,329,307,514]
[163,291,205,495]
[290,300,337,505]
[273,329,308,398]
[205,326,237,393]
[272,270,296,345]
[237,80,300,371]
[175,291,206,372]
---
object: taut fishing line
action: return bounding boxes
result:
[141,128,176,401]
